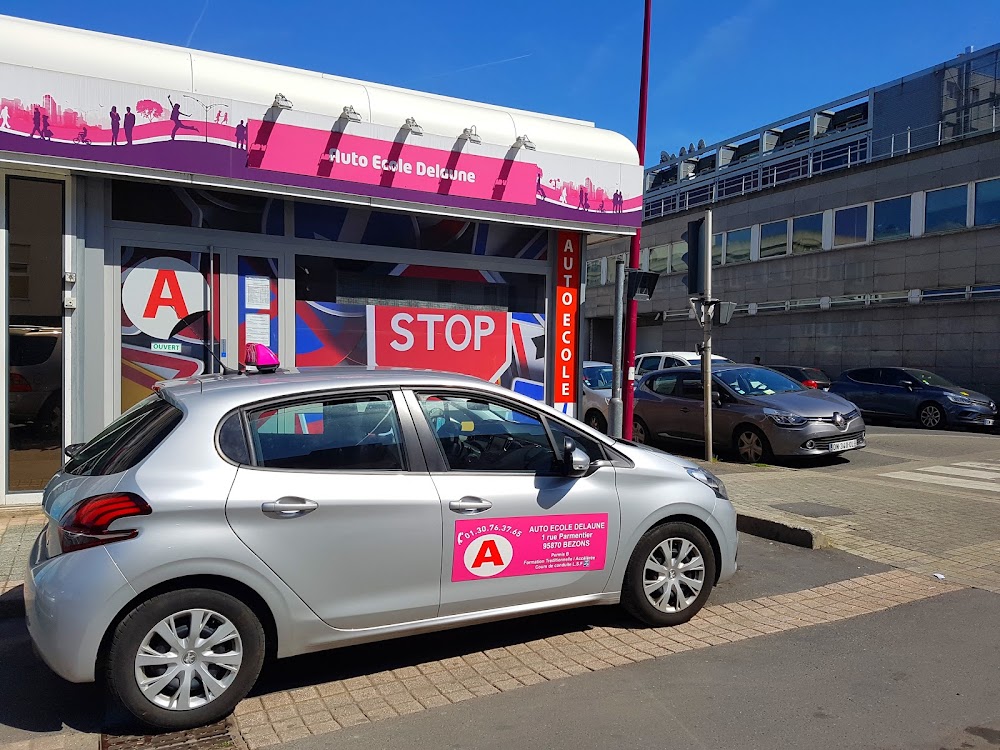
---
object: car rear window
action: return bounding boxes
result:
[10,333,57,366]
[803,368,829,382]
[66,395,183,476]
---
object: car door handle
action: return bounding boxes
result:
[261,497,319,516]
[680,407,690,413]
[448,497,493,514]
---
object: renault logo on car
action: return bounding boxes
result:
[833,412,847,429]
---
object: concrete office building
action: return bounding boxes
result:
[584,44,1000,401]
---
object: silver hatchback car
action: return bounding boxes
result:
[26,367,737,730]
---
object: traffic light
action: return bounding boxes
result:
[681,217,708,296]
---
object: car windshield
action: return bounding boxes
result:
[583,365,614,389]
[904,369,956,388]
[715,366,804,396]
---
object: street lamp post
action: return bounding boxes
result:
[183,94,228,144]
[621,0,652,440]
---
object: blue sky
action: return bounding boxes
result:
[7,0,1000,164]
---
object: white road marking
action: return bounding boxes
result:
[880,471,1000,493]
[915,466,1000,480]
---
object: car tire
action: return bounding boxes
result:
[632,416,651,445]
[106,588,265,731]
[36,392,61,437]
[585,410,608,434]
[918,402,945,430]
[622,521,717,627]
[733,425,772,464]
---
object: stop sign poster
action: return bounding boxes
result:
[368,306,511,382]
[453,514,609,582]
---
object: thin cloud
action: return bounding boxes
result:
[423,54,532,81]
[186,0,210,47]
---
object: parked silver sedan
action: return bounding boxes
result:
[633,364,866,462]
[26,367,737,730]
[581,360,614,433]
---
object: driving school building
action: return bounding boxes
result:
[0,15,641,505]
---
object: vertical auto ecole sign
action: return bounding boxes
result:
[554,231,581,416]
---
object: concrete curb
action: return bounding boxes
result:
[737,513,828,549]
[0,585,25,620]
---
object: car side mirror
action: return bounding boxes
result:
[562,437,590,478]
[712,390,722,407]
[65,443,84,459]
[900,380,918,390]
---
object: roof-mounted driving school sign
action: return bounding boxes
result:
[0,15,643,233]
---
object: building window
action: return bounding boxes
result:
[647,245,670,275]
[925,185,968,233]
[834,205,868,246]
[586,259,602,288]
[792,214,823,254]
[873,196,911,241]
[726,228,752,264]
[974,178,1000,227]
[712,233,723,266]
[760,220,789,258]
[669,241,688,273]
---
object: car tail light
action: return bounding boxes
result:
[802,379,820,389]
[9,373,31,392]
[58,493,151,553]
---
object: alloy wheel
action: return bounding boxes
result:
[134,608,243,711]
[737,430,764,463]
[633,419,647,444]
[920,404,943,428]
[642,538,706,613]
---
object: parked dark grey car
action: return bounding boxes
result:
[633,364,866,462]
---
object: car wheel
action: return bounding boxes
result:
[734,426,772,464]
[36,393,61,437]
[106,589,265,730]
[622,521,717,627]
[632,416,650,445]
[918,402,945,429]
[585,410,608,434]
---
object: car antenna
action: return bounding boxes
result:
[205,346,242,376]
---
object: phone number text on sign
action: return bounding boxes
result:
[452,513,609,582]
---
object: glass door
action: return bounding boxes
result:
[120,245,225,412]
[229,252,282,372]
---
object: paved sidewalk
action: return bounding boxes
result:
[713,447,1000,592]
[0,512,45,615]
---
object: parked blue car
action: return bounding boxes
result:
[829,367,997,430]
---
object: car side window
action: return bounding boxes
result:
[678,375,705,400]
[247,394,405,471]
[648,373,680,396]
[546,420,605,463]
[417,393,557,473]
[637,356,658,375]
[852,368,879,384]
[882,369,910,386]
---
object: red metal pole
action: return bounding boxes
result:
[622,0,651,440]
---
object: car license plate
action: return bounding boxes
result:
[984,419,995,426]
[828,439,857,452]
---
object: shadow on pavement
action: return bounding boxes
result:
[0,617,104,738]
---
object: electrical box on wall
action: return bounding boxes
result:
[63,297,77,309]
[63,272,77,284]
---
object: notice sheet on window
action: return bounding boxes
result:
[245,276,271,310]
[245,313,271,345]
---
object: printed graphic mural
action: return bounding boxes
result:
[0,62,641,228]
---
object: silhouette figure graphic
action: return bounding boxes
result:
[577,188,589,210]
[30,107,42,138]
[41,114,53,141]
[234,120,248,150]
[167,95,198,140]
[536,173,546,200]
[0,106,10,129]
[124,107,135,145]
[110,106,120,145]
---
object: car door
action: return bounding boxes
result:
[842,368,881,412]
[405,389,620,618]
[635,372,684,440]
[225,390,442,630]
[879,368,921,417]
[675,374,707,439]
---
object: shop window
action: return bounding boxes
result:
[834,205,867,246]
[648,245,670,275]
[6,177,65,493]
[974,178,1000,227]
[712,234,723,266]
[925,185,968,233]
[792,214,823,254]
[873,196,911,241]
[669,241,688,273]
[112,181,284,235]
[586,259,603,287]
[726,228,751,264]
[760,220,788,258]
